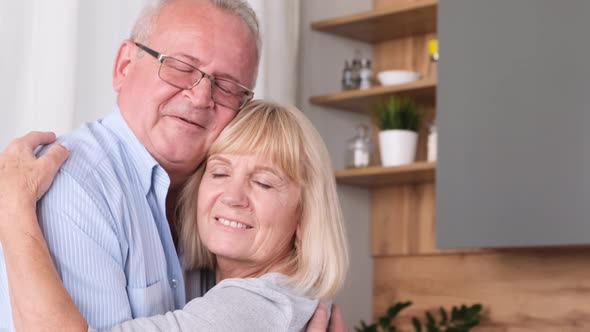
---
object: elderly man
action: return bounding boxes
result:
[0,0,343,331]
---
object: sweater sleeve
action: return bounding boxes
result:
[92,274,318,332]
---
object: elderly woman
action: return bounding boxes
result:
[0,100,348,331]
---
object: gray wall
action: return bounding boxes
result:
[298,0,374,328]
[437,0,590,248]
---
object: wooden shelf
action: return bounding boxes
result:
[310,78,436,113]
[335,161,435,187]
[311,0,437,43]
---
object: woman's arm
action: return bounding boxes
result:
[0,132,87,332]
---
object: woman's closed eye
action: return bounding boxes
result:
[208,167,230,178]
[254,180,273,190]
[252,174,282,190]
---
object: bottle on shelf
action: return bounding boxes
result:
[359,58,372,90]
[346,124,372,168]
[427,123,437,162]
[427,38,439,79]
[341,60,355,90]
[351,57,361,89]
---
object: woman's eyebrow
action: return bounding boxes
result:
[207,155,231,165]
[253,165,285,180]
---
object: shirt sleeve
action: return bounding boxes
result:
[37,170,132,330]
[95,277,317,332]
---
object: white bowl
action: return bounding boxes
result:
[377,70,421,86]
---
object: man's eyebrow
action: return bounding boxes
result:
[214,72,244,85]
[172,53,201,65]
[172,53,245,85]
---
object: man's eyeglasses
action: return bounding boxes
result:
[135,42,254,111]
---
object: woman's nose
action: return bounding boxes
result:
[220,180,249,208]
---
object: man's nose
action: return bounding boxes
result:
[183,76,215,109]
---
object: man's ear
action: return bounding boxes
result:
[112,40,135,93]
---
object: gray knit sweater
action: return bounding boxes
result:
[89,273,319,332]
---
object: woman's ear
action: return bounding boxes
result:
[112,40,135,93]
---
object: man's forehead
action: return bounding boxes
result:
[150,1,258,86]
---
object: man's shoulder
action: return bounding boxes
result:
[38,120,130,210]
[36,121,131,237]
[56,120,121,177]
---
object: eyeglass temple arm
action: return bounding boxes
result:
[135,42,164,62]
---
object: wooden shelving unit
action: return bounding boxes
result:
[311,2,441,325]
[311,0,437,43]
[335,161,435,187]
[309,78,436,113]
[310,1,438,258]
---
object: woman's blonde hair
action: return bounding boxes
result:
[178,100,349,299]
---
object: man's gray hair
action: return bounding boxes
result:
[130,0,261,61]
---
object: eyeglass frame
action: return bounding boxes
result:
[134,42,254,111]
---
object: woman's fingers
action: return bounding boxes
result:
[17,131,58,151]
[36,143,69,199]
[307,302,329,332]
[329,304,347,332]
[0,131,68,203]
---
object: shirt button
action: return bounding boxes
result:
[170,278,177,289]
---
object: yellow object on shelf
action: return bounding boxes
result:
[427,39,439,61]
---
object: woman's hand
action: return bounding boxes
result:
[0,131,68,209]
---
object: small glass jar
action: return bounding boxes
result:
[427,124,437,162]
[346,124,372,168]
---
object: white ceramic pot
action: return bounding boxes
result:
[379,129,418,166]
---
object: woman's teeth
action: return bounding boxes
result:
[218,217,249,229]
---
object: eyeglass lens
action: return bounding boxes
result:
[159,57,249,110]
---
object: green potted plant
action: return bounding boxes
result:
[356,301,483,332]
[374,95,421,166]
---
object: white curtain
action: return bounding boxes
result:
[1,1,79,148]
[0,0,299,148]
[0,1,148,149]
[247,0,300,105]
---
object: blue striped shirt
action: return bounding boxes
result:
[0,108,188,331]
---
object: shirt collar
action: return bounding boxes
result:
[101,107,170,196]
